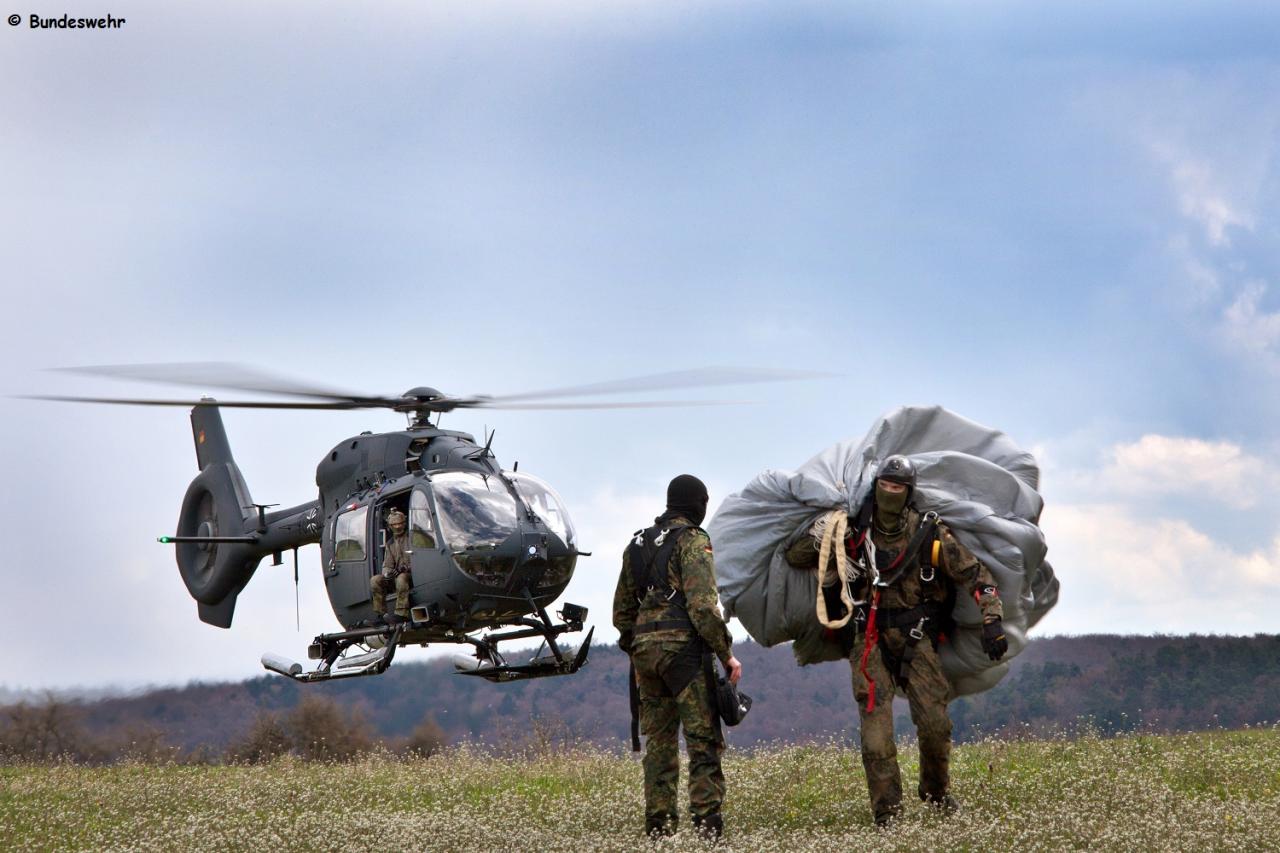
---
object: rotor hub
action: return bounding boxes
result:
[402,386,442,402]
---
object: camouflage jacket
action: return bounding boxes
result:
[613,515,734,667]
[382,533,410,579]
[785,508,1003,623]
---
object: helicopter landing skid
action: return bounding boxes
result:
[262,625,405,683]
[259,601,593,684]
[454,624,595,683]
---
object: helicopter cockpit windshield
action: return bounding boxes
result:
[509,472,575,547]
[432,471,519,550]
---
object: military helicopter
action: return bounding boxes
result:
[31,363,822,684]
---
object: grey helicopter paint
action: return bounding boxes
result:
[28,363,829,684]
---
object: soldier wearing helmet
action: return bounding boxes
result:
[370,507,412,625]
[785,454,1007,827]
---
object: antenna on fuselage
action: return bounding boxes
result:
[293,547,300,632]
[468,429,497,461]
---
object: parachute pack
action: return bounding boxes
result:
[707,406,1060,696]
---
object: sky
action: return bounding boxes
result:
[3,0,1280,692]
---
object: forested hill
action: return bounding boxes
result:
[9,634,1279,754]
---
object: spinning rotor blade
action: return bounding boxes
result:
[456,399,749,410]
[50,362,394,404]
[21,395,373,410]
[27,363,834,414]
[478,367,834,404]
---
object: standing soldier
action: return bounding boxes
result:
[614,474,743,840]
[785,455,1008,827]
[370,508,412,625]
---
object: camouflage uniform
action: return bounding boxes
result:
[786,508,1002,823]
[370,531,411,618]
[613,514,734,835]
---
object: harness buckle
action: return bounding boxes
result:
[665,587,679,601]
[909,617,926,641]
[920,563,935,583]
[654,528,670,547]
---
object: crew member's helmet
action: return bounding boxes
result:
[876,455,917,490]
[386,508,408,530]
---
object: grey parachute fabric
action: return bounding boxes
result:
[708,406,1059,696]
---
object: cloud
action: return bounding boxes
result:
[1108,76,1280,372]
[1149,141,1254,248]
[1043,503,1214,598]
[1098,433,1267,508]
[1036,430,1280,632]
[1041,502,1280,634]
[1218,280,1280,362]
[1233,537,1280,587]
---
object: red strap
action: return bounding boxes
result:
[844,528,868,559]
[859,589,881,712]
[853,530,910,714]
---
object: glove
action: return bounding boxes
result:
[981,618,1008,661]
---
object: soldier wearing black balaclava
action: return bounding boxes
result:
[786,455,1007,827]
[613,474,742,841]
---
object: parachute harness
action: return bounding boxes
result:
[858,511,939,713]
[807,507,891,710]
[811,508,941,712]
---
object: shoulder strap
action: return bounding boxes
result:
[628,529,650,598]
[877,512,939,588]
[627,524,692,601]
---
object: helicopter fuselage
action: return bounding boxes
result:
[313,425,578,637]
[172,406,578,641]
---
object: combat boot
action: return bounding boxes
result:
[874,805,901,830]
[920,789,961,816]
[645,812,677,839]
[692,813,723,842]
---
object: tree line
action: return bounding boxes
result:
[0,693,446,765]
[2,634,1277,764]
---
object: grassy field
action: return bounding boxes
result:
[1,728,1278,851]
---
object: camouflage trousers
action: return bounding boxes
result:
[632,639,725,827]
[369,572,411,617]
[850,629,953,822]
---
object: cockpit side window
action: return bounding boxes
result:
[409,488,437,549]
[334,505,368,561]
[510,472,576,547]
